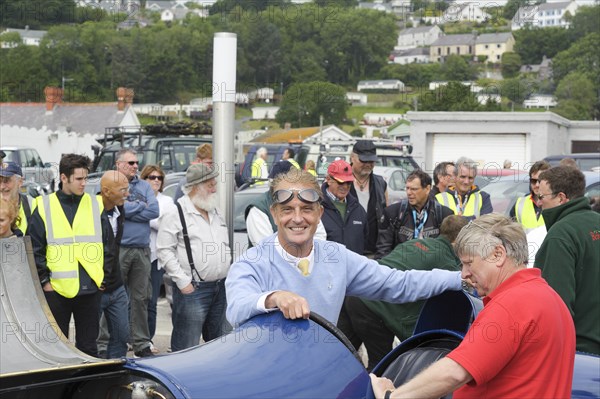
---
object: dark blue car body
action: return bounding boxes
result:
[1,238,598,399]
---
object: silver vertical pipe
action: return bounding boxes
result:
[212,32,237,258]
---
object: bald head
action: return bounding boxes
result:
[100,171,129,210]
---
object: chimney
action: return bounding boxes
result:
[116,87,134,111]
[44,86,63,112]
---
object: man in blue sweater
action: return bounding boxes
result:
[225,170,462,327]
[115,149,159,357]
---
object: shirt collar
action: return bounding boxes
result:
[274,236,315,270]
[483,268,541,306]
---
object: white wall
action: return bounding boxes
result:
[408,111,598,171]
[1,125,101,166]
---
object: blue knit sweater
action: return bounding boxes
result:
[225,234,462,327]
[121,176,159,247]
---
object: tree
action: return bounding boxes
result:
[378,63,441,89]
[501,52,522,78]
[513,27,573,65]
[570,5,600,41]
[275,82,348,128]
[500,77,535,104]
[440,55,477,81]
[554,72,597,120]
[418,81,484,111]
[552,33,600,92]
[320,9,397,84]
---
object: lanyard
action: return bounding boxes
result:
[412,209,428,239]
[454,191,468,214]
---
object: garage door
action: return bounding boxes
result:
[431,133,527,172]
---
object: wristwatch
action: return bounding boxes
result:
[384,390,394,399]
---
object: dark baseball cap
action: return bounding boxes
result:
[0,162,23,177]
[268,160,293,179]
[352,140,378,162]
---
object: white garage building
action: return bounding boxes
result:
[408,111,600,173]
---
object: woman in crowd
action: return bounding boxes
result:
[140,165,175,352]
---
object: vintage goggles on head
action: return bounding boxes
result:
[272,188,321,205]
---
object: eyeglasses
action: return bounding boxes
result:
[272,188,321,205]
[529,178,539,184]
[146,175,164,181]
[537,192,557,201]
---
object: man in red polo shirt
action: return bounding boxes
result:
[370,213,575,399]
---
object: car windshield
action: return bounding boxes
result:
[1,150,16,162]
[234,189,267,231]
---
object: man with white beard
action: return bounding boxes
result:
[157,163,232,351]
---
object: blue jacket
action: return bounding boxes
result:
[121,176,159,247]
[320,182,367,255]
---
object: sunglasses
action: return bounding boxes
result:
[529,178,539,184]
[272,189,321,205]
[146,175,164,181]
[121,160,139,166]
[537,192,557,201]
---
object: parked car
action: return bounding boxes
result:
[2,238,599,399]
[481,170,600,215]
[474,168,527,189]
[92,125,211,174]
[0,146,57,193]
[238,139,419,187]
[373,166,409,205]
[544,153,600,171]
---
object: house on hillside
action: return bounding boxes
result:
[444,3,491,23]
[251,107,280,120]
[520,56,553,80]
[512,1,579,30]
[347,92,368,105]
[358,80,405,92]
[429,34,475,62]
[0,87,139,163]
[395,25,443,51]
[391,47,430,64]
[358,1,393,13]
[0,27,46,48]
[474,32,515,63]
[523,95,557,110]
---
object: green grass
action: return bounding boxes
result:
[241,119,281,130]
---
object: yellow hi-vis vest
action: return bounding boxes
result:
[36,193,104,298]
[435,191,483,218]
[251,157,268,185]
[288,159,300,170]
[17,195,35,234]
[515,195,545,232]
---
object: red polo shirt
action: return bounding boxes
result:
[448,268,575,399]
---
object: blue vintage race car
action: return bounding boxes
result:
[1,237,598,398]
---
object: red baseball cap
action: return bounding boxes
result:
[327,160,354,183]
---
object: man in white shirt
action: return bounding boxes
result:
[157,163,231,351]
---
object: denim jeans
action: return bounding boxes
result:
[98,285,130,358]
[148,259,165,339]
[170,279,231,352]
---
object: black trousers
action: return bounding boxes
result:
[44,290,101,357]
[337,296,395,371]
